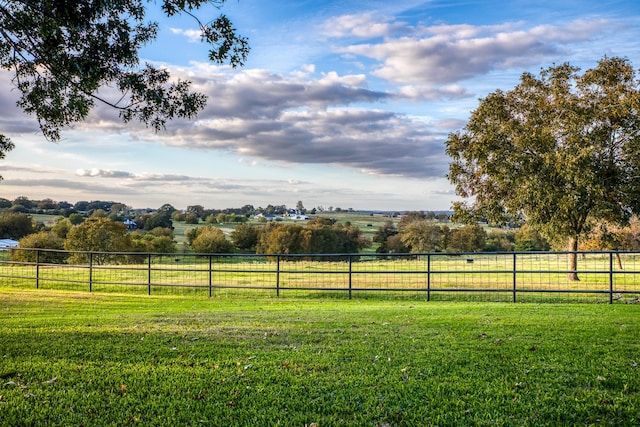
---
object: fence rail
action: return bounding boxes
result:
[2,248,640,303]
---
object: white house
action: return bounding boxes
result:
[123,219,138,229]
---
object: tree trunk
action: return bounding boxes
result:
[616,252,623,270]
[567,237,580,281]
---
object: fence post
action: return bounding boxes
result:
[348,255,353,300]
[512,253,517,303]
[209,254,213,298]
[427,254,431,301]
[89,252,93,292]
[35,249,40,289]
[609,251,614,304]
[147,254,152,295]
[276,255,280,297]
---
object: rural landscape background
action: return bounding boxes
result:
[1,0,640,425]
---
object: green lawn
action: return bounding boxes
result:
[1,288,639,426]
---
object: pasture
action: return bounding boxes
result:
[3,250,640,304]
[0,288,639,426]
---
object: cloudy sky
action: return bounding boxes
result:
[1,0,639,211]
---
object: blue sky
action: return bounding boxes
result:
[2,0,639,211]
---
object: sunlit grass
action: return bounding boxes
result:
[0,288,639,426]
[2,252,640,303]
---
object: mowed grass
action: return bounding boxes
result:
[1,289,639,426]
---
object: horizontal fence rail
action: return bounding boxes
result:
[1,248,640,303]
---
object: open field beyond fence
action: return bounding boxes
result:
[2,249,640,303]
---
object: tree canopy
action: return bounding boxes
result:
[446,56,640,279]
[0,0,249,168]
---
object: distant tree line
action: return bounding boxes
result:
[5,199,640,263]
[373,214,640,254]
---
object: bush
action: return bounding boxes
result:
[12,232,67,263]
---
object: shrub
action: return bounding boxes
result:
[12,231,67,263]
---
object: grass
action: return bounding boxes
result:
[3,252,640,304]
[1,288,639,426]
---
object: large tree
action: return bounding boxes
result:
[446,56,640,280]
[0,0,248,169]
[65,217,133,264]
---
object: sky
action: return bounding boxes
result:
[1,0,640,212]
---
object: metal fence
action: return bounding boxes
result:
[2,248,640,303]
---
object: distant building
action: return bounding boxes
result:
[0,239,19,250]
[123,219,138,229]
[254,213,277,221]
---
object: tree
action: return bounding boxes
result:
[373,220,399,253]
[131,229,176,254]
[142,210,172,230]
[399,221,449,253]
[230,223,258,252]
[185,213,200,224]
[187,205,205,219]
[256,222,303,255]
[51,218,72,239]
[190,226,233,253]
[446,57,640,280]
[68,212,84,225]
[0,0,249,164]
[65,217,133,264]
[0,212,33,239]
[514,224,550,252]
[484,230,515,252]
[447,224,487,253]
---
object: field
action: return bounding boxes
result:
[3,250,640,304]
[1,288,639,426]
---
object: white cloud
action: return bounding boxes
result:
[337,18,610,85]
[321,12,408,38]
[169,27,201,43]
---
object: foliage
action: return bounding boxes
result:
[189,225,233,253]
[400,220,450,252]
[446,56,640,279]
[68,212,84,225]
[230,223,259,252]
[514,224,551,252]
[256,222,304,255]
[185,213,200,224]
[372,220,398,253]
[130,229,176,254]
[447,224,487,252]
[256,219,370,256]
[0,135,14,179]
[11,231,67,263]
[484,229,515,252]
[139,210,173,231]
[0,0,248,150]
[50,218,72,238]
[397,211,427,229]
[64,217,134,264]
[0,211,34,239]
[171,211,186,222]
